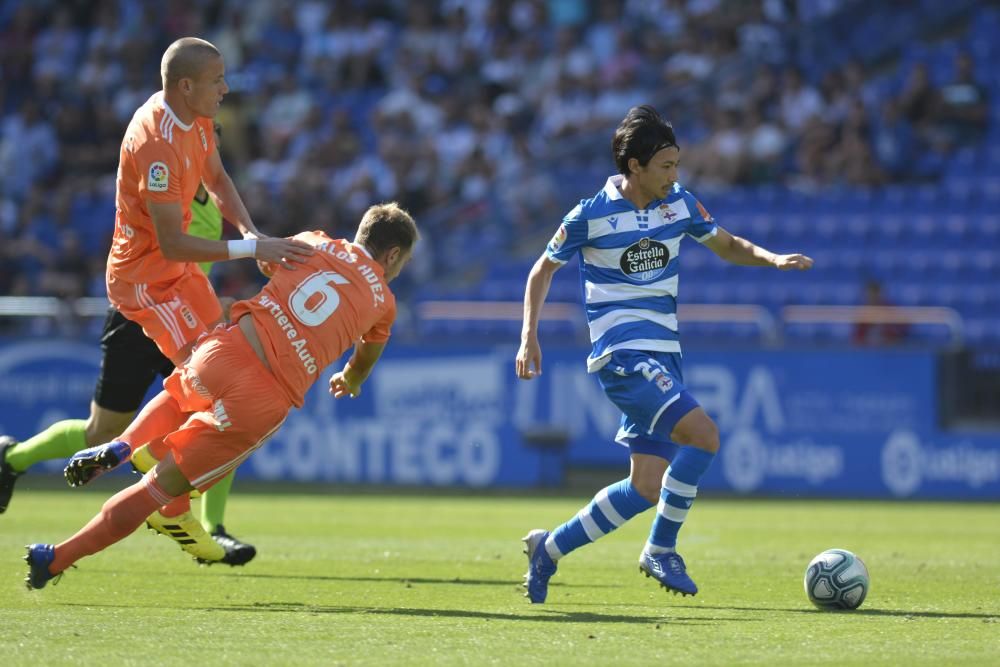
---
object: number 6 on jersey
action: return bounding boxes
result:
[288,271,349,326]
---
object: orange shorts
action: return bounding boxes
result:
[107,266,223,361]
[161,323,291,492]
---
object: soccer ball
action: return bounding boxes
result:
[803,548,870,610]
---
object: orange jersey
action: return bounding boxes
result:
[230,232,396,407]
[107,92,217,284]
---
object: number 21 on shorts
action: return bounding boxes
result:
[635,358,674,394]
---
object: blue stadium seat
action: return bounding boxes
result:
[871,216,906,245]
[844,215,872,241]
[831,284,861,306]
[970,250,998,279]
[942,216,971,247]
[964,319,1000,346]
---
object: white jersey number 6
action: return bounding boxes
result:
[288,271,350,326]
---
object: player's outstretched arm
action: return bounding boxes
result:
[330,342,387,398]
[149,202,313,268]
[516,254,562,380]
[704,226,813,270]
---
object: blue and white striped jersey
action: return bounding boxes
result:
[545,175,717,372]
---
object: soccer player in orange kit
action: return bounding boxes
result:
[104,36,314,561]
[108,36,312,366]
[1,123,256,565]
[24,202,418,589]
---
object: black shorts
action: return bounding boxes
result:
[93,308,175,413]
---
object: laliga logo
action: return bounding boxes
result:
[549,223,568,252]
[881,429,1000,496]
[722,428,767,492]
[881,430,922,496]
[148,161,169,191]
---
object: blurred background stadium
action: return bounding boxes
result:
[0,0,997,499]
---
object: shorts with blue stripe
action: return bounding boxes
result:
[596,349,700,461]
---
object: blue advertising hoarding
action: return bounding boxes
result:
[0,338,996,499]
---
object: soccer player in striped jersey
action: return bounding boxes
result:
[515,106,812,602]
[24,203,417,589]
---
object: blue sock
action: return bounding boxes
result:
[645,447,715,554]
[546,479,653,560]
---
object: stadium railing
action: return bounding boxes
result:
[781,305,965,347]
[415,300,780,344]
[0,298,965,347]
[0,296,109,318]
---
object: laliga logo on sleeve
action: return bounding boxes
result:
[548,223,568,252]
[148,162,169,192]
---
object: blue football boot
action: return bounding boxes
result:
[521,529,557,603]
[638,550,698,596]
[64,441,131,487]
[24,544,60,590]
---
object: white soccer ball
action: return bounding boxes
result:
[804,548,870,610]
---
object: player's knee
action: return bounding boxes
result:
[671,413,720,454]
[692,418,720,453]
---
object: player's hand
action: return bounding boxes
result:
[515,338,542,380]
[255,237,314,270]
[775,253,813,270]
[329,371,361,399]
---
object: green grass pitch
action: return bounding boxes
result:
[1,487,997,666]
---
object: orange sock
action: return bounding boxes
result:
[120,390,186,451]
[50,475,176,574]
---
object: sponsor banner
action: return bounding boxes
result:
[249,354,544,486]
[0,338,996,497]
[0,340,103,473]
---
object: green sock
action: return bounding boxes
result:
[4,419,88,472]
[200,469,236,532]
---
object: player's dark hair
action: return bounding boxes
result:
[612,105,678,175]
[356,202,419,257]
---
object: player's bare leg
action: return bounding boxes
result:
[27,453,194,590]
[132,442,254,565]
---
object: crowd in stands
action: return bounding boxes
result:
[0,0,995,344]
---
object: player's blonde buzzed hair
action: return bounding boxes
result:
[355,202,419,257]
[161,37,222,88]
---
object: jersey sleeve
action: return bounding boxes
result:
[682,191,718,243]
[544,203,590,264]
[361,302,395,344]
[135,138,183,203]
